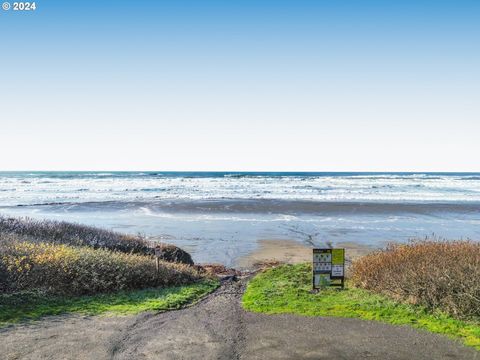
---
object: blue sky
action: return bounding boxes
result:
[1,0,479,171]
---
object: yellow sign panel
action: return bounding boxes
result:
[331,248,345,265]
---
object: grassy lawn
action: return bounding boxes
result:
[242,263,480,350]
[0,279,219,327]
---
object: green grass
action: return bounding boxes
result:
[242,263,480,350]
[0,279,219,327]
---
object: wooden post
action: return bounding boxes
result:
[154,245,162,275]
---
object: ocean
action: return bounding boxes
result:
[1,172,479,265]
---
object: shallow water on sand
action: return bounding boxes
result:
[1,199,479,266]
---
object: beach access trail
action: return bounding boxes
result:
[0,280,477,360]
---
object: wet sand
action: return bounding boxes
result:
[236,239,375,269]
[14,199,480,215]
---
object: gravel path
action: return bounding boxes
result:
[0,280,478,360]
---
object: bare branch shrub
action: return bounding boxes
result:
[0,236,201,295]
[350,240,480,320]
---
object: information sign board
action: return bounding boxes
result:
[312,248,345,289]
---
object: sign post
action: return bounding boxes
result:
[154,246,163,274]
[312,248,345,290]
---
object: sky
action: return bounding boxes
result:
[1,0,479,171]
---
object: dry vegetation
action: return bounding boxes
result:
[351,240,480,320]
[154,243,194,265]
[0,216,150,255]
[0,217,202,297]
[194,263,243,277]
[0,235,200,295]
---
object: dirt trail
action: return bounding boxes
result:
[0,280,478,360]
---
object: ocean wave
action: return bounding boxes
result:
[1,172,480,206]
[139,188,168,192]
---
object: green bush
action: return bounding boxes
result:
[0,236,201,296]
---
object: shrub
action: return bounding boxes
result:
[155,243,194,265]
[350,240,480,320]
[0,236,201,296]
[0,216,150,255]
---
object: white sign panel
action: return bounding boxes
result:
[331,265,344,277]
[314,262,332,272]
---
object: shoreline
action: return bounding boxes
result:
[2,199,479,266]
[236,239,375,269]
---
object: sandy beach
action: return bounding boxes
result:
[237,239,374,269]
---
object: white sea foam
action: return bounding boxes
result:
[0,173,480,207]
